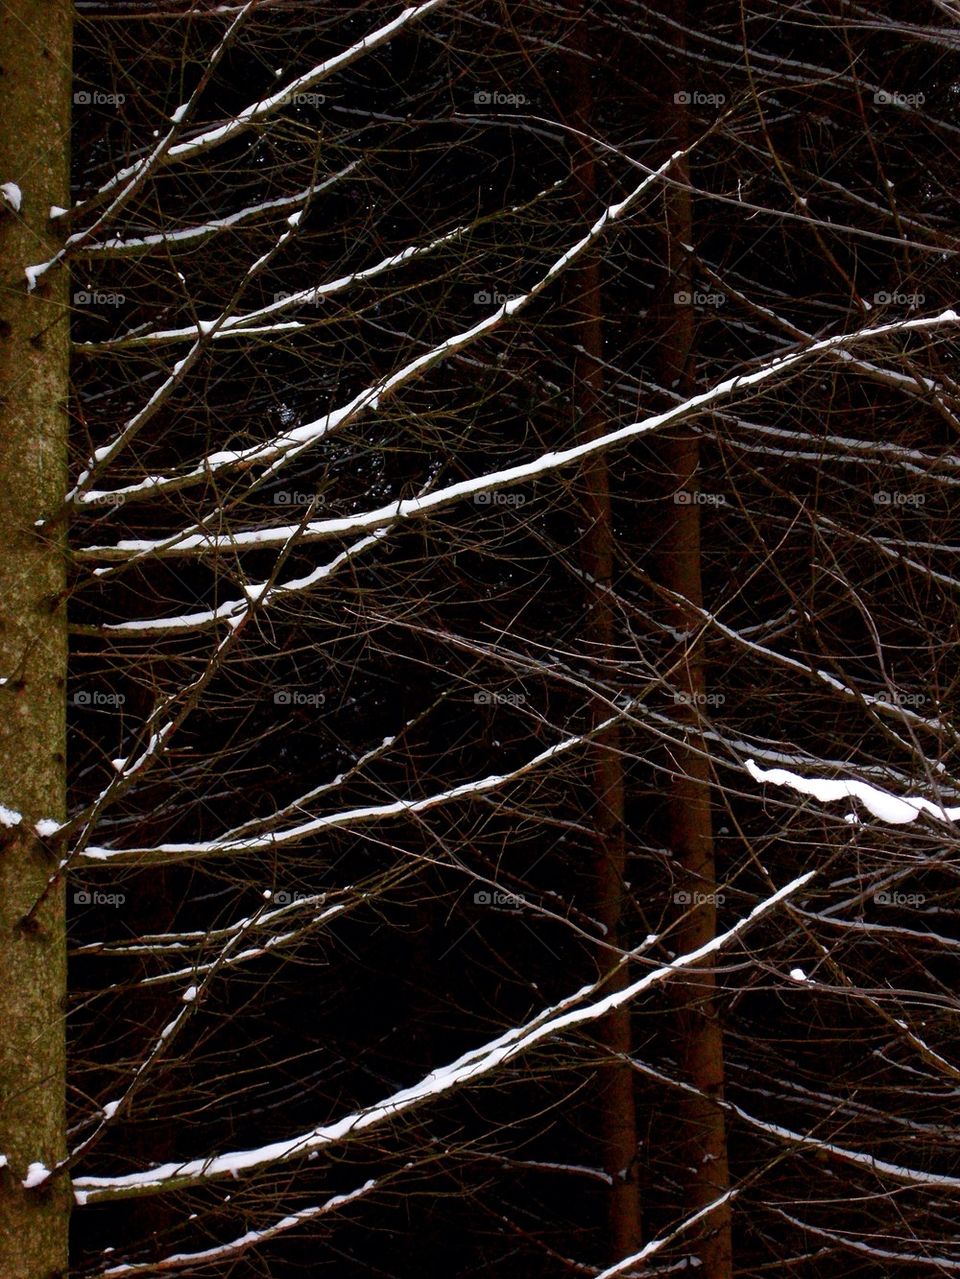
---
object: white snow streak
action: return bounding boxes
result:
[22,1162,49,1189]
[82,309,960,563]
[72,873,811,1201]
[746,759,960,824]
[1,182,22,212]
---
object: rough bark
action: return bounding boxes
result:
[564,3,643,1261]
[0,3,73,1275]
[654,7,733,1274]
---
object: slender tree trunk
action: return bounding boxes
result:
[0,4,73,1275]
[563,4,642,1261]
[654,8,732,1274]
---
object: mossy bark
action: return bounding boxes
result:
[0,2,73,1275]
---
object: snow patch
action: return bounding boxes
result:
[22,1163,49,1189]
[1,182,22,212]
[746,759,960,825]
[0,804,22,828]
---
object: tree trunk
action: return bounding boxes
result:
[654,8,733,1274]
[563,3,643,1261]
[0,3,73,1275]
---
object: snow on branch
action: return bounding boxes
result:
[77,713,616,862]
[75,0,447,217]
[27,1,259,291]
[99,1178,378,1276]
[75,149,685,524]
[71,872,812,1202]
[75,169,358,259]
[78,308,960,564]
[79,213,471,355]
[773,1209,960,1271]
[69,201,309,505]
[595,1189,739,1278]
[745,759,960,825]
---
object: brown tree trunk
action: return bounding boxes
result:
[0,3,74,1275]
[654,7,733,1274]
[563,3,643,1262]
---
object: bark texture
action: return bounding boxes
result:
[655,7,733,1273]
[564,2,643,1261]
[0,3,73,1275]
